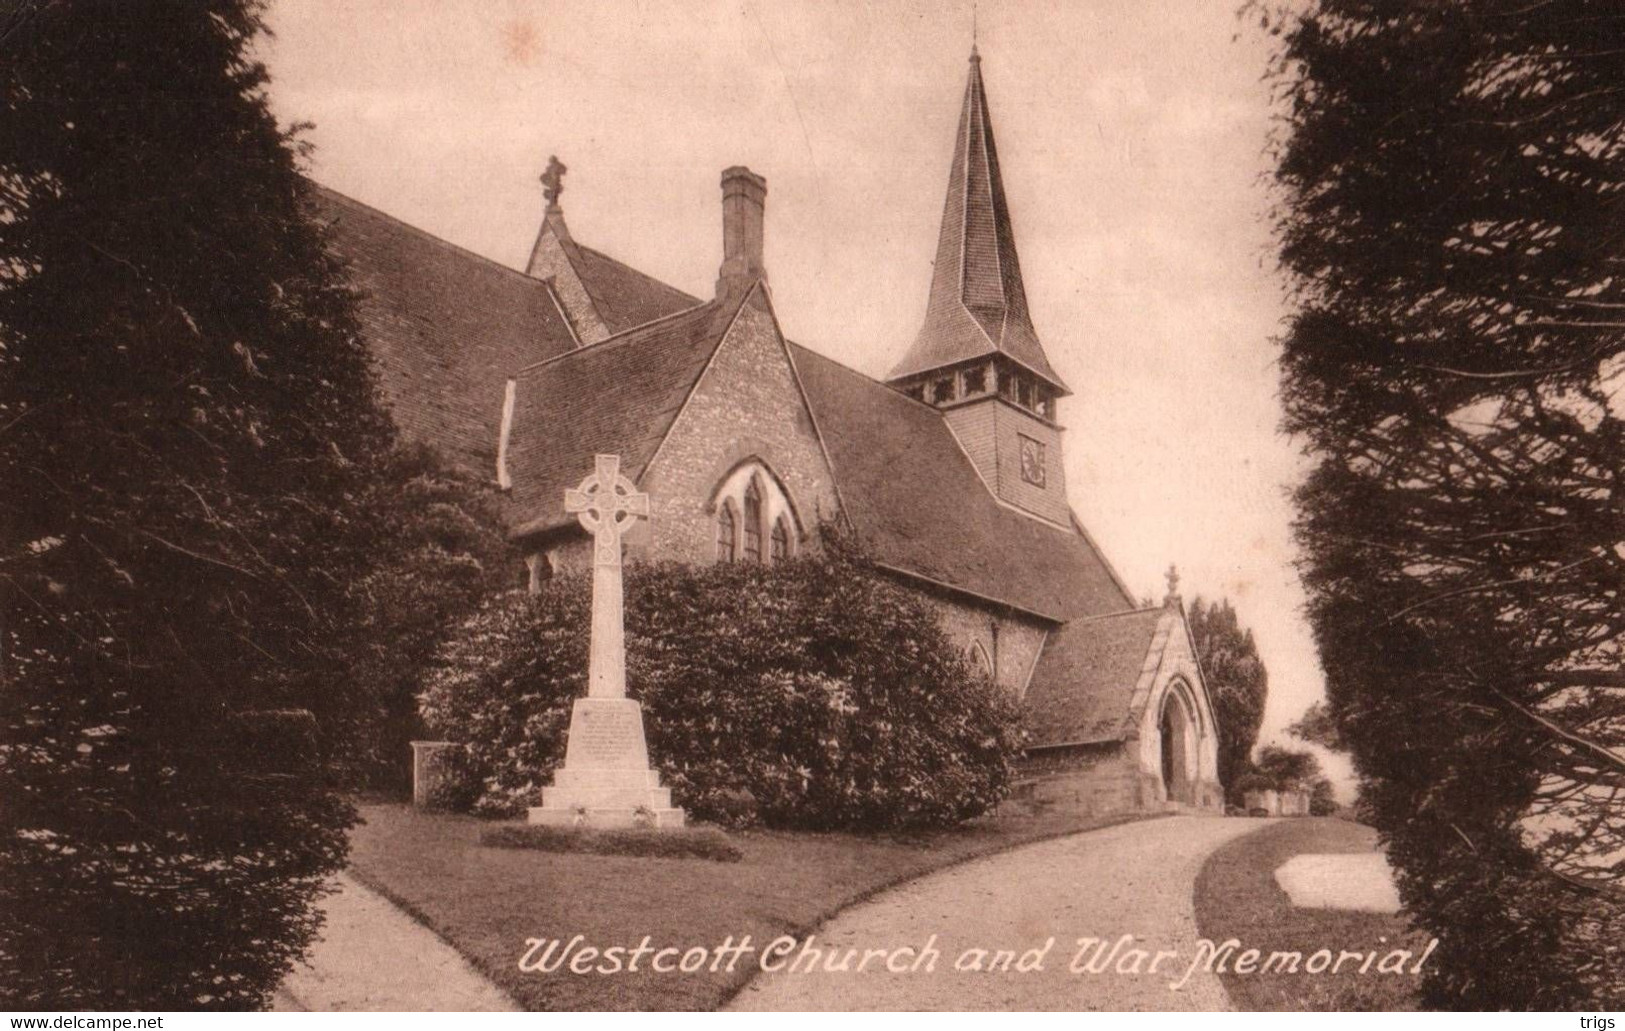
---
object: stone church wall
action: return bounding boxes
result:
[924,592,1049,697]
[524,220,610,344]
[638,295,842,567]
[1016,742,1143,815]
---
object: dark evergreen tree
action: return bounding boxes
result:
[1186,596,1269,803]
[1264,0,1625,1008]
[0,0,395,1008]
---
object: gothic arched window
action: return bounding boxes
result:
[968,642,993,679]
[770,517,790,562]
[716,504,737,563]
[742,481,763,563]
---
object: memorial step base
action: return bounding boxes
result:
[527,805,687,830]
[540,783,672,810]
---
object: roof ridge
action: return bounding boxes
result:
[1062,605,1163,627]
[307,181,547,290]
[574,241,703,306]
[787,341,958,419]
[514,297,721,376]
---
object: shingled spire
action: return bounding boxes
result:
[887,48,1068,396]
[889,49,1075,526]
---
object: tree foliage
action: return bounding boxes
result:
[1187,596,1269,803]
[1286,699,1346,753]
[0,0,394,1008]
[340,445,514,789]
[421,547,1025,831]
[1253,744,1323,792]
[1265,0,1625,1007]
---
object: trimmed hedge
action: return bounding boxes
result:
[480,824,743,862]
[420,547,1024,830]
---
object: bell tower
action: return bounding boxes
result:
[888,49,1072,525]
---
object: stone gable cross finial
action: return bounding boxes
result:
[563,455,648,698]
[1164,563,1181,606]
[541,154,567,210]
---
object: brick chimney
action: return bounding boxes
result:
[715,166,767,298]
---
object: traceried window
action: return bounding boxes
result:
[962,365,987,395]
[932,377,955,404]
[716,505,737,562]
[770,518,790,562]
[742,482,763,563]
[712,461,798,569]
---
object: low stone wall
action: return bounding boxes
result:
[1017,742,1143,815]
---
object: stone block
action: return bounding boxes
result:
[527,698,685,829]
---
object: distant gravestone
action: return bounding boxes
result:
[411,740,457,808]
[528,455,685,829]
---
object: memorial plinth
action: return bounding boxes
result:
[528,455,684,830]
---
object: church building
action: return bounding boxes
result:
[310,50,1224,814]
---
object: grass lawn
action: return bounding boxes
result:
[1193,817,1430,1011]
[346,802,1158,1011]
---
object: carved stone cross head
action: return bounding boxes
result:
[563,454,649,567]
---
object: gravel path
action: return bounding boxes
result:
[272,872,518,1012]
[729,815,1266,1011]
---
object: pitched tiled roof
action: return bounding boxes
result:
[506,297,737,536]
[308,185,578,471]
[887,52,1067,393]
[572,243,701,334]
[1023,607,1165,747]
[789,343,1133,622]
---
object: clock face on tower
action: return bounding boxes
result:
[1018,433,1046,488]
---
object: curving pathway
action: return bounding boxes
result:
[272,872,517,1012]
[729,815,1267,1011]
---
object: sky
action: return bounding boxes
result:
[259,0,1351,792]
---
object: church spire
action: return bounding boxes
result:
[887,49,1068,395]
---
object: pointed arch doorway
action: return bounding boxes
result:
[1159,683,1197,804]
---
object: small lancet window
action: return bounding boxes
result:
[742,482,763,563]
[968,642,993,678]
[1016,376,1033,409]
[716,505,737,562]
[770,518,790,562]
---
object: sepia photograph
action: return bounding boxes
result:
[1,0,1621,1017]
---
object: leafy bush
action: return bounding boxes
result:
[481,824,743,862]
[420,548,1024,830]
